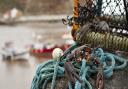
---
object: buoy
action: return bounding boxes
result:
[52,48,63,60]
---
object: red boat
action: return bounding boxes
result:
[29,33,75,58]
[29,44,70,58]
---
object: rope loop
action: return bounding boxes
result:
[31,44,128,89]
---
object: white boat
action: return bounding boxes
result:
[1,42,29,61]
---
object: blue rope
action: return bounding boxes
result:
[31,44,128,89]
[75,59,87,89]
[51,61,59,89]
[104,53,115,78]
[68,81,73,89]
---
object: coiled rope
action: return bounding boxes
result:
[77,31,128,51]
[31,44,128,89]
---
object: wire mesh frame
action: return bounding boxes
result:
[100,0,128,35]
[78,0,128,32]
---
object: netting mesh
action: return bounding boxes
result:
[102,0,124,15]
[78,0,128,30]
[101,0,127,29]
[75,0,128,50]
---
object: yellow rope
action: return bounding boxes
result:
[78,32,128,51]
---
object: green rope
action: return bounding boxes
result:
[77,31,128,51]
[31,44,128,89]
[51,61,59,89]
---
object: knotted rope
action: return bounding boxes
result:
[31,44,128,89]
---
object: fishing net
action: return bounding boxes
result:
[97,0,128,32]
[75,0,128,51]
[78,0,128,32]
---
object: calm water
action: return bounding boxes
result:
[0,22,69,89]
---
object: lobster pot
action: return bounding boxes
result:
[75,0,128,50]
[77,31,128,51]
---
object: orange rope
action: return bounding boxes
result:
[72,0,79,40]
[73,0,79,18]
[72,0,93,40]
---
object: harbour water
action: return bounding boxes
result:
[0,22,69,89]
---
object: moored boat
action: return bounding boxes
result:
[29,43,70,58]
[1,41,29,61]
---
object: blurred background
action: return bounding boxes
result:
[0,0,74,89]
[0,0,73,15]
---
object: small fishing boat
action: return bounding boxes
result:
[29,43,70,58]
[29,33,74,58]
[1,42,29,61]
